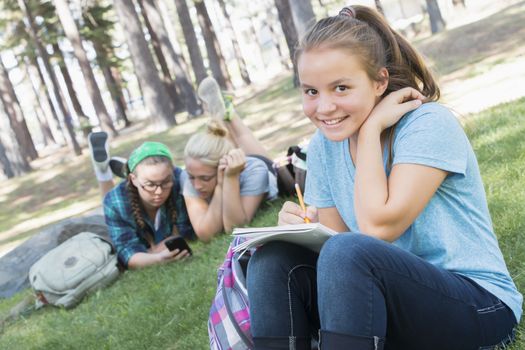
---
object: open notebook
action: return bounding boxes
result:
[232,223,338,254]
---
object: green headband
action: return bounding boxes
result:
[128,142,173,173]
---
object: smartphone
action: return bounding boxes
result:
[164,236,193,256]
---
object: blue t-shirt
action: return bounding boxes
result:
[304,102,522,322]
[181,156,278,200]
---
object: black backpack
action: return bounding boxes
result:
[275,145,307,196]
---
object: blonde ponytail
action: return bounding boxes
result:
[184,120,234,167]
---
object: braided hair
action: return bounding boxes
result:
[126,156,179,242]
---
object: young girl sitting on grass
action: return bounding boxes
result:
[246,5,522,349]
[182,77,278,241]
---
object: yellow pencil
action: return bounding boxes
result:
[295,183,311,223]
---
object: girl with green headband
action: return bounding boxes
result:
[101,141,195,269]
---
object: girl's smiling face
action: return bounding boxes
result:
[298,48,388,142]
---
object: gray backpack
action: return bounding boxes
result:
[29,232,120,309]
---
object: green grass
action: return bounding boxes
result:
[463,98,525,348]
[1,98,524,348]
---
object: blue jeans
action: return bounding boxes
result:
[247,234,517,350]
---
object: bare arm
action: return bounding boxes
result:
[127,248,188,269]
[354,88,445,241]
[221,149,265,231]
[317,207,350,233]
[184,185,224,242]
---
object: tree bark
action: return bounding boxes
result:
[109,66,131,127]
[23,62,55,146]
[274,0,299,85]
[51,42,90,127]
[96,51,130,128]
[289,0,316,38]
[18,0,82,156]
[113,0,176,129]
[137,0,182,112]
[25,54,65,145]
[173,0,208,83]
[52,0,118,136]
[0,57,38,161]
[0,102,31,177]
[0,137,15,179]
[217,0,251,85]
[143,0,202,116]
[374,0,385,16]
[262,16,289,70]
[426,0,446,34]
[194,0,232,90]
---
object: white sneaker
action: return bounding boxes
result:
[88,131,112,182]
[197,76,226,120]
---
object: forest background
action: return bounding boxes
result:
[0,0,524,348]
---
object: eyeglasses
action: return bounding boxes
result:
[137,180,173,193]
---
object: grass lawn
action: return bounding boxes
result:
[0,96,523,348]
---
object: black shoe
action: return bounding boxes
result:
[109,157,128,178]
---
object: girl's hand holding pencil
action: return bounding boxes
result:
[295,183,310,223]
[278,200,318,226]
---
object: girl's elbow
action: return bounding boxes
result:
[197,234,212,243]
[358,221,399,242]
[194,227,216,243]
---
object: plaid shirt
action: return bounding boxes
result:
[103,166,195,268]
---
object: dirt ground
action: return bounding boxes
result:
[1,0,524,257]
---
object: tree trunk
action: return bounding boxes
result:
[96,50,130,128]
[274,0,299,85]
[217,0,251,85]
[113,0,176,129]
[0,57,38,161]
[137,0,182,112]
[18,0,82,156]
[0,137,15,179]
[52,0,118,136]
[317,0,329,17]
[25,55,65,145]
[0,102,31,177]
[194,0,232,90]
[51,42,90,127]
[289,0,316,38]
[24,62,55,146]
[173,0,208,83]
[143,0,202,116]
[426,0,446,34]
[262,16,289,70]
[374,0,385,16]
[246,16,267,70]
[109,66,132,127]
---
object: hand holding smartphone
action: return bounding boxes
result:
[164,236,193,256]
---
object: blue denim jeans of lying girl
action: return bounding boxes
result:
[246,234,517,350]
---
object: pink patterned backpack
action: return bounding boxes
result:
[208,237,254,349]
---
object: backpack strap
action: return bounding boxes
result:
[222,284,254,348]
